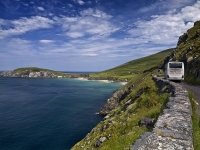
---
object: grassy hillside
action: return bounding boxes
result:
[71,48,174,149]
[71,75,169,150]
[89,48,173,81]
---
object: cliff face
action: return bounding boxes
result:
[175,21,200,81]
[99,85,134,115]
[160,21,200,82]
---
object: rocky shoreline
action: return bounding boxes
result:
[0,70,59,78]
[0,71,128,84]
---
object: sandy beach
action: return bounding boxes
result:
[76,77,127,85]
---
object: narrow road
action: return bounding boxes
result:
[180,82,200,117]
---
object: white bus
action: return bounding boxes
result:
[165,61,184,81]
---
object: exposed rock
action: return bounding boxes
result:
[187,56,193,63]
[131,132,193,150]
[135,89,143,98]
[94,137,107,148]
[177,33,188,46]
[139,117,154,128]
[195,29,200,38]
[99,86,133,115]
[194,20,200,26]
[0,70,58,78]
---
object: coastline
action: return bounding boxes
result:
[76,77,127,85]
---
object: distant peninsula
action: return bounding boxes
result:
[0,67,80,78]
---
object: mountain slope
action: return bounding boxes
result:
[172,21,200,84]
[89,48,173,81]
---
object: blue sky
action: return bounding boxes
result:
[0,0,200,71]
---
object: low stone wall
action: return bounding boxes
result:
[130,77,193,150]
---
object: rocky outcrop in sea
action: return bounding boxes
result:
[99,84,134,115]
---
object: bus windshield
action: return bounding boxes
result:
[169,63,182,68]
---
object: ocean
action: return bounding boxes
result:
[0,77,122,150]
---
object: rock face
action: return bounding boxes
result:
[94,137,107,148]
[139,117,154,128]
[99,85,133,115]
[0,70,58,78]
[130,77,193,150]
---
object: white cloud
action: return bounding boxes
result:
[0,16,54,39]
[9,38,31,44]
[77,0,85,5]
[138,0,196,14]
[66,32,84,38]
[68,4,73,7]
[128,1,200,45]
[80,8,112,19]
[1,38,34,56]
[39,40,55,44]
[37,6,45,11]
[58,8,118,39]
[82,53,98,56]
[72,0,85,5]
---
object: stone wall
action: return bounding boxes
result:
[130,77,193,150]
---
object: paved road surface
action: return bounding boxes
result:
[180,82,200,117]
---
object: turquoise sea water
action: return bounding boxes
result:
[0,77,122,150]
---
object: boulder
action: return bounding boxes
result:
[187,56,193,63]
[94,137,107,147]
[139,117,154,128]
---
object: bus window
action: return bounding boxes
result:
[169,63,182,68]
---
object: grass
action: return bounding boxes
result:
[71,75,169,150]
[189,91,200,149]
[89,49,173,81]
[185,75,200,85]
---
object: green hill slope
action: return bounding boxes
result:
[89,48,173,81]
[72,49,174,149]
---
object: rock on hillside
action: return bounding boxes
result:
[99,85,134,115]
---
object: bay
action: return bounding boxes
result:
[0,77,122,150]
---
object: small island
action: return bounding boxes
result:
[0,67,80,78]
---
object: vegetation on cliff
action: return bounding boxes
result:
[71,75,169,150]
[71,48,173,149]
[173,21,200,85]
[189,91,200,149]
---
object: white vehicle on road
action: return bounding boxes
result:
[165,61,184,81]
